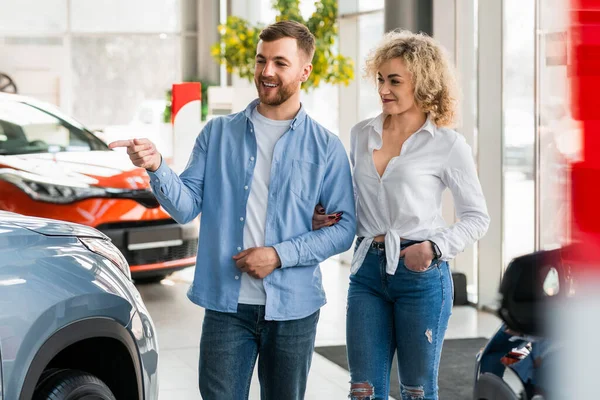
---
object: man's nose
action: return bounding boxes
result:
[262,62,275,77]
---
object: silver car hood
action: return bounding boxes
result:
[0,211,107,239]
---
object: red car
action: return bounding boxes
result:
[0,93,198,280]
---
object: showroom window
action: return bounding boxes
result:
[71,35,180,127]
[502,0,579,268]
[69,0,193,127]
[358,10,385,121]
[502,0,536,269]
[0,0,67,34]
[0,0,195,129]
[537,0,580,250]
[70,0,180,33]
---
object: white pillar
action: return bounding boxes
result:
[384,0,433,35]
[477,0,504,308]
[454,0,479,299]
[197,0,220,84]
[433,0,481,299]
[433,0,459,276]
[337,2,360,264]
[337,19,359,152]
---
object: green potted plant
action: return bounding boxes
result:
[211,0,354,91]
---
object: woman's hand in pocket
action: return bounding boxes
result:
[312,204,343,230]
[400,242,435,272]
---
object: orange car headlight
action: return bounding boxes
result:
[0,169,105,204]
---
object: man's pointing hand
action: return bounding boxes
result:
[108,138,162,172]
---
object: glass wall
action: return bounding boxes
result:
[502,0,536,268]
[0,0,67,33]
[70,0,180,33]
[358,10,385,121]
[538,0,581,250]
[71,35,180,127]
[502,0,579,268]
[0,0,194,129]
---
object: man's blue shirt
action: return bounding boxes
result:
[148,99,356,320]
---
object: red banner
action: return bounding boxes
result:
[171,82,201,124]
[570,0,600,267]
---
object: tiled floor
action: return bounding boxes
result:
[136,258,502,400]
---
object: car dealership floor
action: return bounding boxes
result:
[136,258,502,400]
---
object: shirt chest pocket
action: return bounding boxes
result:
[290,159,322,202]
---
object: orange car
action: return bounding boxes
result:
[0,93,197,280]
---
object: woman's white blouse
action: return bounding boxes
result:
[350,114,490,275]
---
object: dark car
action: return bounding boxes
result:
[473,248,569,400]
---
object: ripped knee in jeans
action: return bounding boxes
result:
[401,383,425,400]
[350,381,374,400]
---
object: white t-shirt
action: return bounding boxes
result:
[238,108,291,305]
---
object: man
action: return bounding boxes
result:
[110,20,356,400]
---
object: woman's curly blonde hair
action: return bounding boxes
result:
[364,30,459,127]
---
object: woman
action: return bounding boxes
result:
[317,30,490,400]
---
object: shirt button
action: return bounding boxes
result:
[250,157,255,161]
[237,246,242,251]
[235,275,240,280]
[240,217,244,221]
[244,185,248,190]
[161,172,166,177]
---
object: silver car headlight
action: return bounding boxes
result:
[79,237,132,280]
[0,169,105,204]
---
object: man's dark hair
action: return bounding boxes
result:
[259,20,316,61]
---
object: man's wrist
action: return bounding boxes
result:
[146,155,162,173]
[269,247,282,268]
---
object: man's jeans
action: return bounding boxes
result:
[199,304,320,400]
[346,240,453,400]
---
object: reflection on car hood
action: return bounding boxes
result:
[0,151,150,189]
[0,210,107,238]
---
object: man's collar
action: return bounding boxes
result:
[244,99,307,130]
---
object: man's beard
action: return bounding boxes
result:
[255,79,297,106]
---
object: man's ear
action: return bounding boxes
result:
[301,63,313,83]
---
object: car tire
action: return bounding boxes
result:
[33,369,116,400]
[473,372,521,400]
